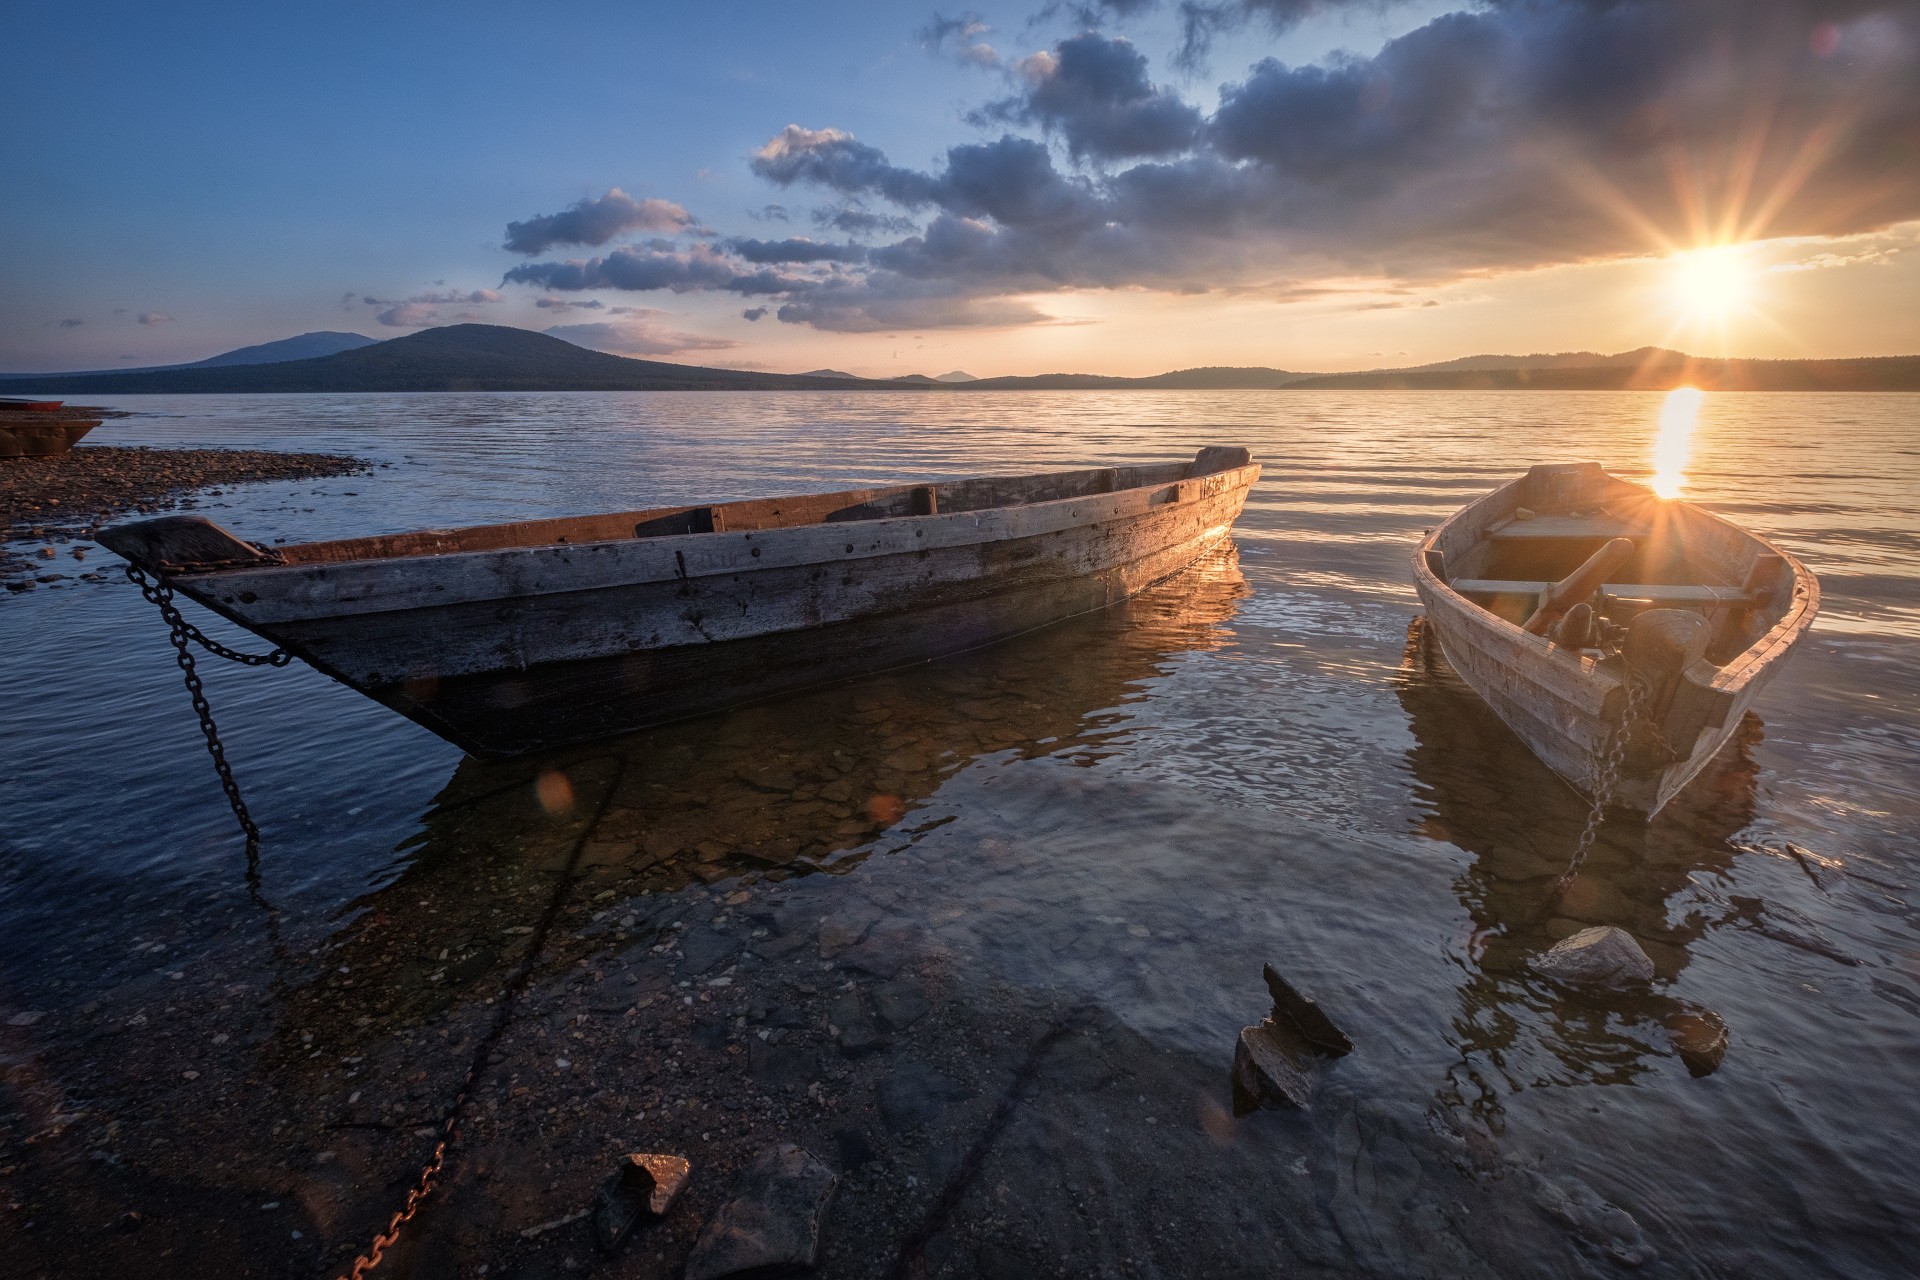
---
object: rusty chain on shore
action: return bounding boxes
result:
[333,754,628,1278]
[127,565,290,849]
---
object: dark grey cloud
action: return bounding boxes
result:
[503,243,807,296]
[742,306,770,320]
[750,127,944,207]
[58,318,84,328]
[500,1,1920,331]
[503,189,693,255]
[1175,1,1390,68]
[137,311,173,325]
[534,296,605,311]
[971,33,1202,160]
[728,237,871,264]
[814,204,919,236]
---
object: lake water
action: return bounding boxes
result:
[3,390,1917,1276]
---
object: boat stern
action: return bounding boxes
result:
[95,515,286,577]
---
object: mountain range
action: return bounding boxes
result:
[2,331,375,380]
[4,325,1917,395]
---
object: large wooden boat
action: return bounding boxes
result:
[1413,462,1818,817]
[99,447,1260,757]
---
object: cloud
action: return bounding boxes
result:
[504,189,694,255]
[137,311,173,325]
[814,204,919,236]
[505,242,809,295]
[543,314,741,356]
[358,288,504,327]
[970,33,1202,160]
[918,11,1000,65]
[57,318,84,328]
[728,237,870,264]
[498,2,1920,331]
[742,307,769,320]
[534,296,605,311]
[750,126,942,207]
[1174,1,1391,69]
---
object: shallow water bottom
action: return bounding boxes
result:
[4,390,1918,1277]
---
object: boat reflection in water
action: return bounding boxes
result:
[267,548,1251,1059]
[1397,617,1758,1096]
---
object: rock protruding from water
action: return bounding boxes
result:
[1532,926,1655,986]
[1263,963,1354,1057]
[1232,1022,1315,1113]
[684,1144,837,1280]
[1232,966,1353,1115]
[1666,1007,1729,1077]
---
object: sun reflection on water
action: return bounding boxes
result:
[1652,385,1704,499]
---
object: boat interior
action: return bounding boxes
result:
[269,446,1254,568]
[1430,464,1795,665]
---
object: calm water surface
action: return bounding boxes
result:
[4,390,1918,1275]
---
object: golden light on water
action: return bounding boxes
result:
[1652,386,1704,499]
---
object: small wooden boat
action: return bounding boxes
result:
[99,447,1260,757]
[1413,462,1818,817]
[0,401,105,458]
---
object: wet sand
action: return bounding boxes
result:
[1,445,368,587]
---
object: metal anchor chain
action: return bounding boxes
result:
[127,565,290,847]
[1555,673,1652,894]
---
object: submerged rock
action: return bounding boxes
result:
[684,1144,837,1280]
[1532,926,1655,986]
[1530,1173,1658,1268]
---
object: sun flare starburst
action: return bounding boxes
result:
[1670,245,1759,323]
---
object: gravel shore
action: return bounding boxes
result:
[1,444,369,586]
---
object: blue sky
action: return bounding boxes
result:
[5,1,1917,375]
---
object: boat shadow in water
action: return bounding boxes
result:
[1397,617,1761,1099]
[265,548,1251,1065]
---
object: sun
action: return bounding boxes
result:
[1669,244,1758,323]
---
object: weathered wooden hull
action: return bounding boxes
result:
[0,416,98,458]
[1414,464,1817,817]
[108,453,1258,757]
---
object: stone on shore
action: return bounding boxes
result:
[591,1152,691,1256]
[684,1144,837,1280]
[1532,926,1655,986]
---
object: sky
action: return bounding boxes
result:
[3,0,1918,377]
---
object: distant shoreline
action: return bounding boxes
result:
[7,324,1917,395]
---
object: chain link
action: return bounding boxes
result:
[127,565,290,848]
[340,1096,462,1279]
[1555,673,1651,894]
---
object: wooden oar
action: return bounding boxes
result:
[1522,537,1636,635]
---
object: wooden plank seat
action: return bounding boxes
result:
[1448,579,1764,608]
[1487,516,1654,541]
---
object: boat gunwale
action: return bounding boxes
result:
[164,461,1261,610]
[252,458,1218,571]
[1413,469,1818,706]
